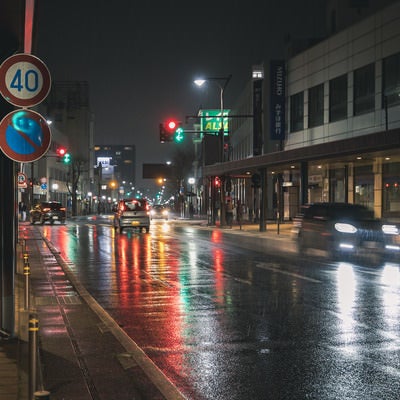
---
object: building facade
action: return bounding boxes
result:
[285,1,400,219]
[203,1,400,224]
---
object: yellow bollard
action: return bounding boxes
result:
[29,314,39,400]
[24,259,30,310]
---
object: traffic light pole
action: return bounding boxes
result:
[217,76,231,228]
[185,112,253,227]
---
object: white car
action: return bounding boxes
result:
[150,205,169,220]
[113,198,150,233]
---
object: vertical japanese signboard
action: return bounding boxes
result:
[269,60,285,141]
[253,78,263,156]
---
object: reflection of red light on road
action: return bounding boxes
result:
[213,248,225,304]
[116,235,143,309]
[213,248,224,272]
[42,225,75,263]
[42,226,49,238]
[211,230,222,243]
[115,234,186,381]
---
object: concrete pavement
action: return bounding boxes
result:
[0,217,294,400]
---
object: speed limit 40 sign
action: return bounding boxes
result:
[0,53,51,107]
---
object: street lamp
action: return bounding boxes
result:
[194,75,232,162]
[188,177,195,218]
[194,75,232,227]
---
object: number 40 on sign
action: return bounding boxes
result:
[0,53,51,108]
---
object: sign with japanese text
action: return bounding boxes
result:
[269,60,285,141]
[253,78,263,155]
[17,172,27,188]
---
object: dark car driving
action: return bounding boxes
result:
[295,202,399,259]
[29,201,66,225]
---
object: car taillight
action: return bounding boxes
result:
[119,204,126,212]
[43,207,50,212]
[60,207,66,211]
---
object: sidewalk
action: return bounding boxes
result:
[176,214,294,234]
[0,218,295,400]
[0,228,29,400]
[182,217,297,254]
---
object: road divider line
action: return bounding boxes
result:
[256,262,321,283]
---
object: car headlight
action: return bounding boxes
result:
[162,210,168,216]
[382,224,399,235]
[334,223,357,233]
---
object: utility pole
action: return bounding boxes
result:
[0,0,24,335]
[97,162,102,213]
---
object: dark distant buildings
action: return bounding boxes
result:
[28,79,137,209]
[33,81,93,212]
[94,145,136,198]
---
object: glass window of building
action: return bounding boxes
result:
[382,52,400,108]
[290,91,304,132]
[354,164,374,210]
[353,63,375,115]
[308,84,324,128]
[329,166,347,203]
[329,74,347,122]
[383,162,400,219]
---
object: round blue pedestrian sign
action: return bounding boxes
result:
[0,109,51,162]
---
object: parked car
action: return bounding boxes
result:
[113,198,150,233]
[295,202,400,259]
[150,204,169,220]
[29,201,66,225]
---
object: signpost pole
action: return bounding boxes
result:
[30,162,34,208]
[0,52,51,336]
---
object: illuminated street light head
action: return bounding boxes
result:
[194,79,206,87]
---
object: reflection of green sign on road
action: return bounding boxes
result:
[199,109,230,135]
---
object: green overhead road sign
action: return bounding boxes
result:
[198,109,230,135]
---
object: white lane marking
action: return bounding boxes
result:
[256,262,321,283]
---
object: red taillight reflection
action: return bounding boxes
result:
[211,230,222,243]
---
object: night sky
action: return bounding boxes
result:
[35,0,325,188]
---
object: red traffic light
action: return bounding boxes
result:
[160,119,182,143]
[56,147,67,157]
[165,119,178,133]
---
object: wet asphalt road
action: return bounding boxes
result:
[38,217,400,400]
